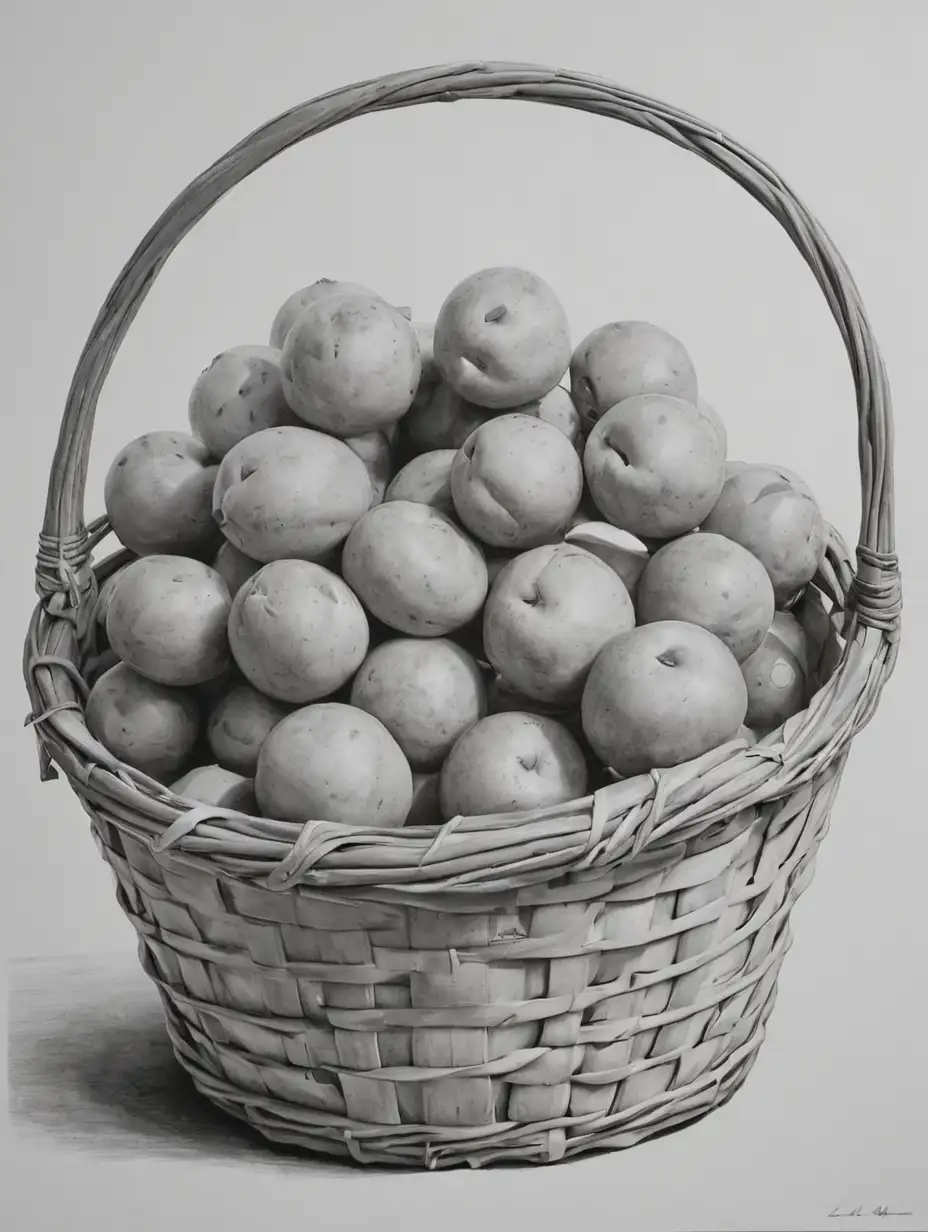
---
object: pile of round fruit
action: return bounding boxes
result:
[86,266,833,829]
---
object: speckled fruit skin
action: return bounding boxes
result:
[700,462,827,605]
[228,560,369,705]
[342,501,488,637]
[399,380,495,457]
[106,555,232,687]
[451,413,583,549]
[344,430,393,507]
[212,425,372,563]
[170,764,257,812]
[439,710,588,821]
[636,532,775,663]
[85,662,200,782]
[581,620,748,777]
[211,541,261,600]
[433,267,571,409]
[255,703,413,828]
[104,431,220,559]
[206,679,293,776]
[188,345,300,458]
[513,386,583,448]
[484,543,635,705]
[269,279,381,351]
[350,637,487,771]
[740,627,808,734]
[280,293,421,435]
[385,449,457,516]
[583,394,726,540]
[570,321,698,426]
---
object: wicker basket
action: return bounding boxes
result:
[24,62,901,1170]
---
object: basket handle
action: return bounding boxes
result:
[35,61,900,634]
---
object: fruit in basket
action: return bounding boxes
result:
[399,380,494,456]
[564,521,650,599]
[516,385,583,447]
[581,620,748,776]
[385,449,456,515]
[211,540,260,599]
[434,267,571,408]
[740,626,808,734]
[229,560,369,704]
[342,501,488,636]
[213,425,372,562]
[484,543,635,704]
[94,565,129,629]
[170,764,257,811]
[106,556,232,686]
[85,662,200,782]
[405,771,443,826]
[206,678,293,775]
[636,533,775,663]
[583,395,726,540]
[345,430,393,506]
[700,461,826,604]
[439,711,588,820]
[255,702,413,827]
[349,637,486,771]
[280,292,421,435]
[269,278,381,350]
[188,345,299,458]
[768,610,811,677]
[569,321,698,425]
[450,414,583,548]
[104,431,220,559]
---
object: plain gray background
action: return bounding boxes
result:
[2,1,925,1229]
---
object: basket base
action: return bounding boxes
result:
[159,987,775,1169]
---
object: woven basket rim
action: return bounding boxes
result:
[24,61,901,895]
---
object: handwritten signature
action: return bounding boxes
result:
[829,1206,913,1219]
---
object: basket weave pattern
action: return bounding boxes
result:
[24,63,900,1169]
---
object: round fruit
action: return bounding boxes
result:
[399,380,494,456]
[636,532,775,663]
[516,385,582,447]
[583,394,726,540]
[344,430,393,506]
[104,431,219,559]
[484,543,635,704]
[280,292,421,435]
[700,462,827,605]
[206,678,293,775]
[342,501,488,636]
[349,638,486,771]
[106,556,232,686]
[741,629,808,734]
[269,278,381,350]
[385,449,457,516]
[581,621,748,776]
[211,540,260,599]
[256,703,413,828]
[213,425,372,562]
[439,711,588,820]
[570,321,698,424]
[451,413,583,549]
[170,764,257,812]
[188,345,299,458]
[228,560,369,704]
[85,662,200,782]
[434,266,571,409]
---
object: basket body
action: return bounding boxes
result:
[24,62,901,1170]
[87,753,843,1168]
